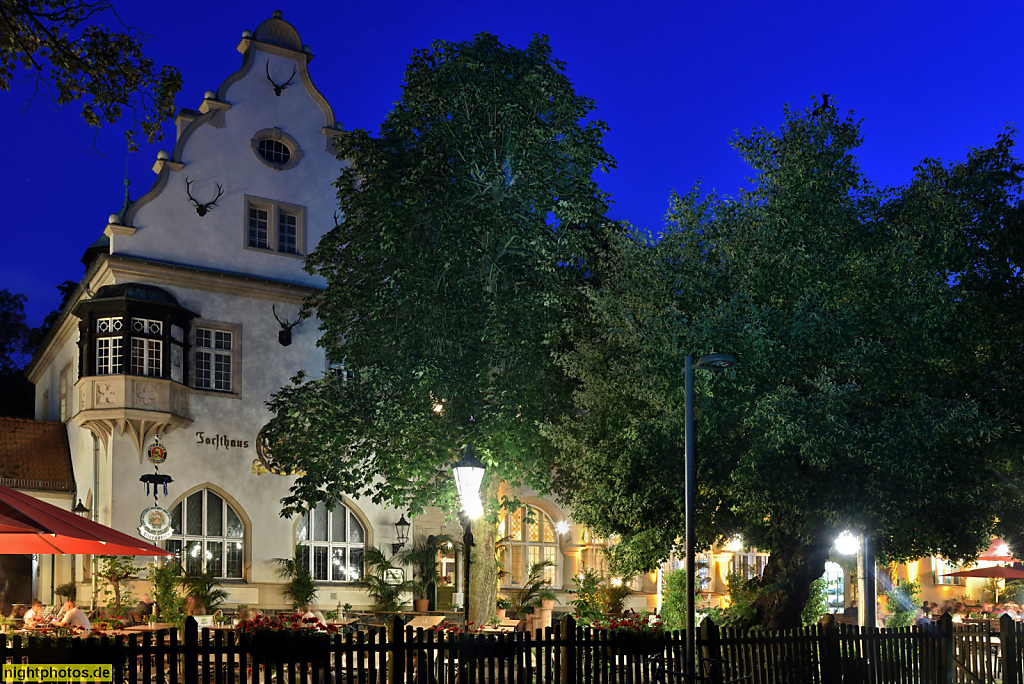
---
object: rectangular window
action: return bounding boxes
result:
[130,338,162,376]
[248,206,269,249]
[58,365,70,422]
[195,327,233,392]
[244,196,306,256]
[278,211,298,253]
[95,317,124,375]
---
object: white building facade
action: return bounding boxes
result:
[25,12,653,613]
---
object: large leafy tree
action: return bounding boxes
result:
[0,0,182,149]
[265,33,614,626]
[547,101,1024,629]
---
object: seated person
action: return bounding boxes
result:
[185,594,206,617]
[131,593,154,619]
[23,600,45,628]
[52,600,91,632]
[842,600,858,619]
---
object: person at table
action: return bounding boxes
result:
[131,593,153,618]
[23,600,45,628]
[185,594,206,617]
[842,600,858,619]
[52,600,90,632]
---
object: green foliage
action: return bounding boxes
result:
[363,547,415,612]
[886,580,921,629]
[53,581,76,601]
[0,0,182,149]
[707,573,758,629]
[263,32,615,521]
[496,597,512,610]
[801,578,829,627]
[547,98,1024,629]
[398,534,455,600]
[660,569,704,631]
[509,559,555,617]
[147,561,183,628]
[567,568,605,623]
[97,555,137,614]
[274,555,319,609]
[603,581,633,614]
[181,568,228,611]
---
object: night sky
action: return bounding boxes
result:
[2,0,1021,327]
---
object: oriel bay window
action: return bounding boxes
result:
[74,284,195,382]
[166,489,244,579]
[296,501,365,582]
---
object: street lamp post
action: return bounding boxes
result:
[452,443,486,625]
[685,353,737,679]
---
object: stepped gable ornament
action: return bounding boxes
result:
[139,505,173,541]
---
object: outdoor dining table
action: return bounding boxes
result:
[122,622,176,632]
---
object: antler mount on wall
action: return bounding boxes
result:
[185,177,224,217]
[273,304,301,346]
[266,60,297,96]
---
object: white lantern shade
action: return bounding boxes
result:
[452,444,485,513]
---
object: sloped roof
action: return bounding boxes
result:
[0,417,75,493]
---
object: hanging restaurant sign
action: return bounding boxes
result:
[147,437,168,465]
[139,505,173,541]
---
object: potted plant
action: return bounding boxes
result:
[399,534,455,612]
[364,547,417,612]
[496,597,511,620]
[274,553,319,610]
[539,588,557,611]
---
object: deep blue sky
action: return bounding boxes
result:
[2,1,1021,327]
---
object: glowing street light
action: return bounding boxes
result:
[452,444,486,623]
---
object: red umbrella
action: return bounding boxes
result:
[0,484,173,556]
[943,566,1024,579]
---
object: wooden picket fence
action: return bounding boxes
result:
[4,613,1024,684]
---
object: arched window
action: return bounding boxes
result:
[296,501,365,582]
[499,506,560,588]
[166,489,244,579]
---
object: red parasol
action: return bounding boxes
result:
[0,484,173,556]
[943,566,1024,579]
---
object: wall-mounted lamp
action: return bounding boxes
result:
[72,499,90,519]
[392,514,411,554]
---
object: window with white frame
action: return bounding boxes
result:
[579,528,611,577]
[59,364,71,422]
[729,551,768,580]
[95,317,124,375]
[499,506,560,588]
[166,489,244,579]
[295,501,366,582]
[194,327,233,392]
[933,557,964,585]
[245,196,305,256]
[129,318,163,376]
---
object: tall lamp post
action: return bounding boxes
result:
[452,443,485,624]
[685,353,737,679]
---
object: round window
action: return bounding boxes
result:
[258,138,291,165]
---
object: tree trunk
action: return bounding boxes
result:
[750,534,832,630]
[467,478,501,629]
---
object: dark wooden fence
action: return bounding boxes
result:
[3,614,1024,684]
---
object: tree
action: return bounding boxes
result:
[547,100,1024,629]
[0,0,182,149]
[97,554,136,613]
[0,289,33,418]
[264,32,614,627]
